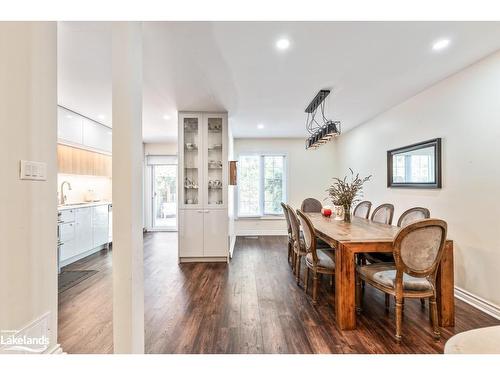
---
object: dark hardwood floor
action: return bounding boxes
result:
[58,232,499,354]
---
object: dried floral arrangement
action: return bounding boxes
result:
[326,168,372,222]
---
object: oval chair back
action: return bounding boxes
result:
[297,209,318,263]
[371,203,395,225]
[397,207,430,228]
[393,219,447,281]
[300,198,322,213]
[353,200,372,219]
[286,204,301,248]
[281,202,292,236]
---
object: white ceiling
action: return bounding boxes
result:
[58,21,500,143]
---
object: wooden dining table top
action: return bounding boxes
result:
[305,212,401,247]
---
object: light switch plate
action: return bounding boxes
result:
[19,160,47,181]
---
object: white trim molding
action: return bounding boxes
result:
[455,287,500,320]
[236,229,287,236]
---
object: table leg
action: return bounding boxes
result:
[436,240,455,326]
[335,243,356,330]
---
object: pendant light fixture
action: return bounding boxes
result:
[304,89,341,149]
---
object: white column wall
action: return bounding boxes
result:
[112,22,145,354]
[0,22,58,352]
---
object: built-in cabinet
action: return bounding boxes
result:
[178,112,228,262]
[58,106,112,154]
[57,144,112,177]
[58,204,111,268]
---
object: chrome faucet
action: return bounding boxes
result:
[60,181,72,205]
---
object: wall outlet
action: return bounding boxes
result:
[19,160,47,181]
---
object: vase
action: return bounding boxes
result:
[343,205,351,223]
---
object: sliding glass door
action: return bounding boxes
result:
[152,164,177,231]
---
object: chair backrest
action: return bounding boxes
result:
[281,202,292,235]
[301,198,322,213]
[286,204,301,245]
[371,203,395,225]
[393,219,447,279]
[297,210,318,263]
[353,201,372,219]
[397,207,430,228]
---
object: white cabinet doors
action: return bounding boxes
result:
[178,209,204,257]
[203,210,228,257]
[82,118,112,153]
[203,114,228,210]
[58,107,83,145]
[75,207,93,253]
[92,205,109,248]
[59,222,77,262]
[179,113,203,209]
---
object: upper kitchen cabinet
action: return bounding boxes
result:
[58,106,83,145]
[57,106,112,154]
[82,118,112,153]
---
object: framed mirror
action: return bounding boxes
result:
[387,138,442,188]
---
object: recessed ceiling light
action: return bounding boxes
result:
[432,38,450,51]
[163,114,171,120]
[276,38,290,51]
[257,123,265,129]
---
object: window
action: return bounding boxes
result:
[237,154,287,217]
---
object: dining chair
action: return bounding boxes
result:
[281,202,294,267]
[370,203,395,225]
[356,219,447,341]
[397,207,431,228]
[300,198,322,213]
[287,204,306,284]
[353,200,372,219]
[297,210,335,305]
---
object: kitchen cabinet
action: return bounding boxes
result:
[58,107,83,145]
[83,118,112,153]
[92,204,109,248]
[57,144,112,177]
[178,112,229,262]
[75,207,93,255]
[58,203,111,267]
[57,106,112,154]
[178,209,204,257]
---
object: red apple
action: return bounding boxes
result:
[322,208,332,217]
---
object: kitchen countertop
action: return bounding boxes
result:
[58,201,112,211]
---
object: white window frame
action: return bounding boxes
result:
[237,153,288,218]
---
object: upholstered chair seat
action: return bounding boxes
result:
[357,263,433,292]
[306,249,335,271]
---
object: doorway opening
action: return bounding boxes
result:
[151,163,177,231]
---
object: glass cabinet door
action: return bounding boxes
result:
[205,116,226,208]
[182,115,202,208]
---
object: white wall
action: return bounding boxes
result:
[0,22,58,352]
[57,174,112,203]
[234,138,335,235]
[332,50,500,307]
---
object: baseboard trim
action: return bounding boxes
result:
[46,344,64,354]
[179,256,228,263]
[455,287,500,320]
[236,229,287,236]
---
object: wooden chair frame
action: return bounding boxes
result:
[297,210,335,305]
[281,202,294,267]
[353,200,372,219]
[300,198,323,213]
[397,207,431,227]
[370,203,395,225]
[356,219,447,341]
[286,204,306,285]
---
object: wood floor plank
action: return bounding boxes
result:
[58,233,500,354]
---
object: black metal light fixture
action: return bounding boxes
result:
[304,90,341,149]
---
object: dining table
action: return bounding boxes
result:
[305,213,455,330]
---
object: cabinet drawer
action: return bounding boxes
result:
[59,222,75,243]
[58,209,75,223]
